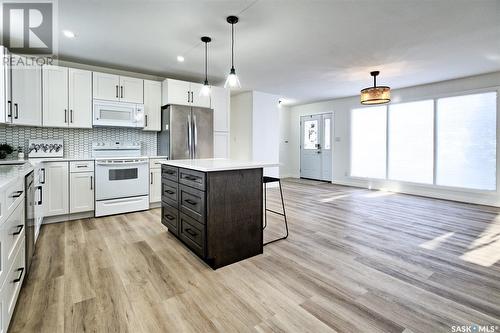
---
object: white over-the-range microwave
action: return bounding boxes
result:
[93,99,145,128]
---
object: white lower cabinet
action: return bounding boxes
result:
[43,162,69,217]
[70,172,94,213]
[150,168,161,203]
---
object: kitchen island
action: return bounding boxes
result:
[160,159,277,269]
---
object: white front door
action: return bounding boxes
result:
[300,113,333,181]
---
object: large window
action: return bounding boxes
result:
[436,92,497,190]
[350,91,497,191]
[388,100,434,184]
[351,106,387,178]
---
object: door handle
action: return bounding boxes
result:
[120,86,123,98]
[116,85,119,98]
[11,190,23,198]
[7,101,12,118]
[13,267,24,283]
[165,189,175,195]
[38,185,42,205]
[150,172,153,184]
[193,114,197,158]
[12,225,24,235]
[90,176,93,190]
[145,114,148,127]
[14,103,18,119]
[190,91,194,104]
[184,175,198,181]
[165,214,175,221]
[187,91,190,103]
[64,109,67,123]
[41,168,46,184]
[70,109,73,123]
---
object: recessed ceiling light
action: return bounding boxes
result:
[63,30,75,38]
[177,55,185,62]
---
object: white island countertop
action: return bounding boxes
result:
[160,159,279,172]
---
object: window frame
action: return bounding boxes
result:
[348,87,499,194]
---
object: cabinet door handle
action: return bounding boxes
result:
[38,185,42,205]
[12,224,24,235]
[184,198,197,206]
[187,91,190,103]
[185,228,197,237]
[184,175,198,181]
[13,267,24,283]
[70,109,73,123]
[165,170,176,175]
[165,214,175,221]
[145,114,148,127]
[90,176,93,190]
[191,91,194,104]
[41,168,46,184]
[64,109,67,123]
[121,86,123,98]
[150,172,153,184]
[14,103,18,119]
[116,85,119,98]
[165,189,175,195]
[7,101,12,118]
[11,190,23,198]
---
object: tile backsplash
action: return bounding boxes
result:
[0,126,157,158]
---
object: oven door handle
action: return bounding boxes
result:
[96,161,148,166]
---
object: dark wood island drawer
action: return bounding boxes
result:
[179,185,205,223]
[161,179,178,206]
[162,165,179,182]
[179,213,205,257]
[179,168,205,191]
[161,203,179,235]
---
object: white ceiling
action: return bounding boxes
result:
[58,0,500,105]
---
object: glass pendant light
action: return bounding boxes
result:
[200,36,211,97]
[224,15,241,89]
[360,71,391,105]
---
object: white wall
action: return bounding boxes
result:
[230,92,253,160]
[285,71,500,206]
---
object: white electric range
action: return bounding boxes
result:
[92,141,149,217]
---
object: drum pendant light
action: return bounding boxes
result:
[224,15,241,89]
[360,71,391,105]
[200,36,211,97]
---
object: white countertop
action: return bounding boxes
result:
[0,162,34,191]
[160,159,279,172]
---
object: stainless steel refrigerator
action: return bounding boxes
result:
[158,105,214,159]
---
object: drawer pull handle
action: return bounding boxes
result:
[11,190,23,198]
[184,175,198,181]
[165,190,175,195]
[185,228,197,237]
[13,267,24,283]
[165,214,175,221]
[185,199,197,206]
[165,170,176,175]
[12,225,24,235]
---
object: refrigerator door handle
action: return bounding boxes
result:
[187,113,192,158]
[193,114,198,158]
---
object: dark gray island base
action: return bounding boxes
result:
[161,164,264,269]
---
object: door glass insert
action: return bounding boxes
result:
[324,118,331,150]
[109,168,138,181]
[303,120,318,150]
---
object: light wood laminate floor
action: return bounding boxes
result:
[9,179,500,332]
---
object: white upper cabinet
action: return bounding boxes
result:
[143,80,161,131]
[211,86,230,132]
[190,82,211,108]
[68,68,92,128]
[162,78,191,106]
[43,66,92,128]
[11,55,42,126]
[93,72,143,103]
[42,65,68,128]
[162,78,210,108]
[120,76,143,103]
[93,72,120,101]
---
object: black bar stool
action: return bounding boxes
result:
[263,176,289,246]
